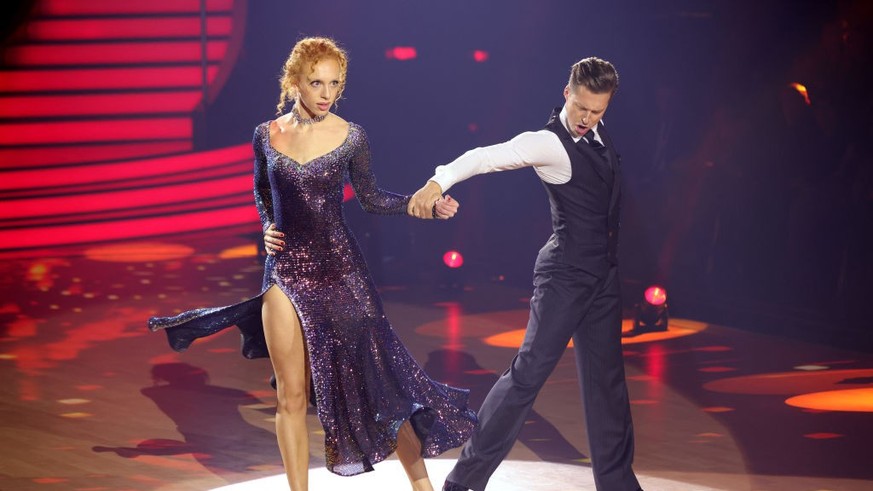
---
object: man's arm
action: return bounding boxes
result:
[408,130,568,219]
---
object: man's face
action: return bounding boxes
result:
[563,84,612,138]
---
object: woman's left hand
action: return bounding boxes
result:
[433,195,459,219]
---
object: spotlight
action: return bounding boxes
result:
[630,285,669,334]
[385,46,417,61]
[789,82,811,105]
[443,250,464,268]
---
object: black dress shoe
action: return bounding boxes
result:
[442,481,469,491]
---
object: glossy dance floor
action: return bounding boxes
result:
[1,239,872,491]
[211,460,723,491]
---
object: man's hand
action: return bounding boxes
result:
[434,195,459,219]
[408,180,443,219]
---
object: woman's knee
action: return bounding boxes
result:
[275,375,308,414]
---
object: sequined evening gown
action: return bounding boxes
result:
[148,121,477,476]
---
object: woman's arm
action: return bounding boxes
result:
[252,125,285,255]
[347,126,410,215]
[253,125,275,229]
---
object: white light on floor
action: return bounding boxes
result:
[210,459,723,491]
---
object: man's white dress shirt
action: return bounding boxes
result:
[430,107,603,191]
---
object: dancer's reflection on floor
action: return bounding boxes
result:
[93,362,290,474]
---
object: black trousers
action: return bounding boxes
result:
[447,264,641,491]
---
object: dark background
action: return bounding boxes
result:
[5,0,872,351]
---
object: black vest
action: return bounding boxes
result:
[536,107,622,278]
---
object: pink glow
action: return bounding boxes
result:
[0,92,202,118]
[385,46,417,61]
[343,183,355,202]
[5,41,229,65]
[0,67,218,92]
[27,17,232,41]
[0,144,250,190]
[41,0,233,15]
[443,250,464,268]
[644,286,667,306]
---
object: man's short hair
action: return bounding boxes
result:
[569,57,619,95]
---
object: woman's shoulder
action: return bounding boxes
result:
[253,119,273,137]
[326,113,355,131]
[251,120,271,145]
[325,115,365,143]
[341,119,366,139]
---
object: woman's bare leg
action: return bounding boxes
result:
[262,285,310,490]
[396,420,434,491]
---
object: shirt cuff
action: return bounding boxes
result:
[429,170,453,193]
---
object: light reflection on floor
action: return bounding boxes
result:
[209,460,723,491]
[481,317,707,348]
[84,242,196,262]
[785,387,873,412]
[2,239,873,491]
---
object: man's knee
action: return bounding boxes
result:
[508,351,557,392]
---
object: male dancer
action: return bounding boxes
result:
[409,57,643,491]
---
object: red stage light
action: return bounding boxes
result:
[0,141,192,168]
[0,67,219,92]
[342,183,355,202]
[0,143,249,191]
[443,250,464,268]
[27,17,233,41]
[5,41,228,65]
[472,50,489,62]
[0,117,192,145]
[0,91,202,118]
[644,286,667,306]
[0,205,259,249]
[41,0,234,15]
[2,175,250,220]
[385,46,417,61]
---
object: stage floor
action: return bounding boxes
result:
[1,240,871,491]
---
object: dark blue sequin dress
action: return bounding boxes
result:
[148,121,477,476]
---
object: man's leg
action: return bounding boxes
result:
[447,267,599,491]
[573,266,641,491]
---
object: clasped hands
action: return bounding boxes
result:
[408,180,458,220]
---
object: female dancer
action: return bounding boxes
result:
[149,37,476,491]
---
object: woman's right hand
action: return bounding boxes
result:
[264,223,285,255]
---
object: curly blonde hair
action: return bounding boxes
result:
[276,37,348,115]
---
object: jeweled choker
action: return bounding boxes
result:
[291,107,327,125]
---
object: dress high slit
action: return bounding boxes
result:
[148,121,478,475]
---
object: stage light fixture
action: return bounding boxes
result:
[443,250,464,268]
[630,285,669,334]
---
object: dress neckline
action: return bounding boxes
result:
[266,122,354,167]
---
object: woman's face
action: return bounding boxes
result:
[294,57,343,117]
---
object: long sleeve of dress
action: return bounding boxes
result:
[252,125,274,231]
[347,126,410,215]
